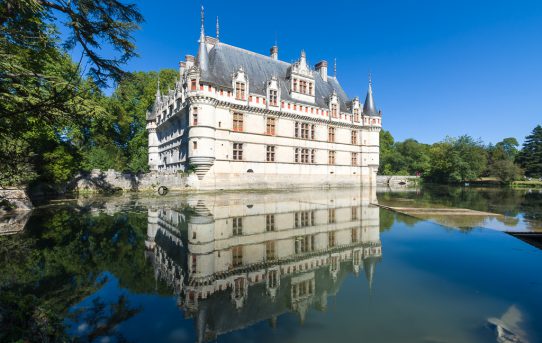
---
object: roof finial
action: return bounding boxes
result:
[363,72,377,116]
[216,16,219,40]
[197,5,209,70]
[334,58,337,77]
[200,5,205,33]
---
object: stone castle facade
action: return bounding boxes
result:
[147,8,382,189]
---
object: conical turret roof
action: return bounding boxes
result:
[363,74,378,116]
[197,6,209,71]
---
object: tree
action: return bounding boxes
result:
[0,0,143,186]
[491,160,522,183]
[394,139,431,175]
[79,69,178,173]
[516,125,542,178]
[426,135,487,183]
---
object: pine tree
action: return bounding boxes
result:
[516,125,542,178]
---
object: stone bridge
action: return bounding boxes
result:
[376,175,419,187]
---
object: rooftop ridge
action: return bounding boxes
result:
[216,41,291,66]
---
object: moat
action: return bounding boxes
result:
[1,186,541,342]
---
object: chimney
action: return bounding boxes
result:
[270,46,278,60]
[185,55,195,69]
[315,60,328,82]
[179,61,186,76]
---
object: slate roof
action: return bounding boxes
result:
[202,42,351,111]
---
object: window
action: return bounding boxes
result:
[311,149,316,164]
[233,143,243,160]
[300,80,307,94]
[352,228,359,243]
[301,123,309,139]
[232,246,243,267]
[328,150,336,165]
[300,148,308,163]
[190,79,197,90]
[351,152,358,166]
[266,241,276,260]
[328,209,336,223]
[192,107,198,125]
[311,124,315,140]
[193,141,197,150]
[266,117,276,135]
[269,89,278,106]
[233,112,243,132]
[294,122,299,138]
[266,214,275,231]
[331,104,338,118]
[294,148,300,163]
[293,78,298,92]
[295,211,312,227]
[235,82,246,100]
[295,234,315,254]
[266,145,275,162]
[351,207,358,220]
[328,231,336,247]
[328,126,335,142]
[191,255,197,272]
[351,130,357,144]
[354,108,360,122]
[309,82,313,95]
[233,217,243,235]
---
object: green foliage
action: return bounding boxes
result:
[0,206,163,342]
[379,131,430,176]
[42,145,79,185]
[426,136,488,183]
[516,125,542,178]
[0,0,142,187]
[491,159,522,183]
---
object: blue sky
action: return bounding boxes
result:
[95,0,542,144]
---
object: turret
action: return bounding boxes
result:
[146,79,160,170]
[363,73,378,116]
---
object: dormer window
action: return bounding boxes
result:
[354,108,360,122]
[190,79,197,91]
[331,104,338,118]
[293,79,298,92]
[309,82,313,95]
[235,82,245,100]
[269,89,278,106]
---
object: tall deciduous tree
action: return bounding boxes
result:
[0,0,143,186]
[426,135,488,183]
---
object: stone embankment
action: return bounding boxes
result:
[0,188,33,235]
[72,169,198,193]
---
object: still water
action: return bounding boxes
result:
[1,186,541,342]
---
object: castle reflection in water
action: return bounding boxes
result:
[144,188,381,342]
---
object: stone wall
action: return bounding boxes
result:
[72,169,378,193]
[0,188,33,235]
[73,169,197,193]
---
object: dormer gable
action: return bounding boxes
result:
[288,50,315,103]
[232,67,248,101]
[266,76,280,107]
[329,91,339,118]
[352,96,361,122]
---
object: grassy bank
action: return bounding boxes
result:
[512,180,542,188]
